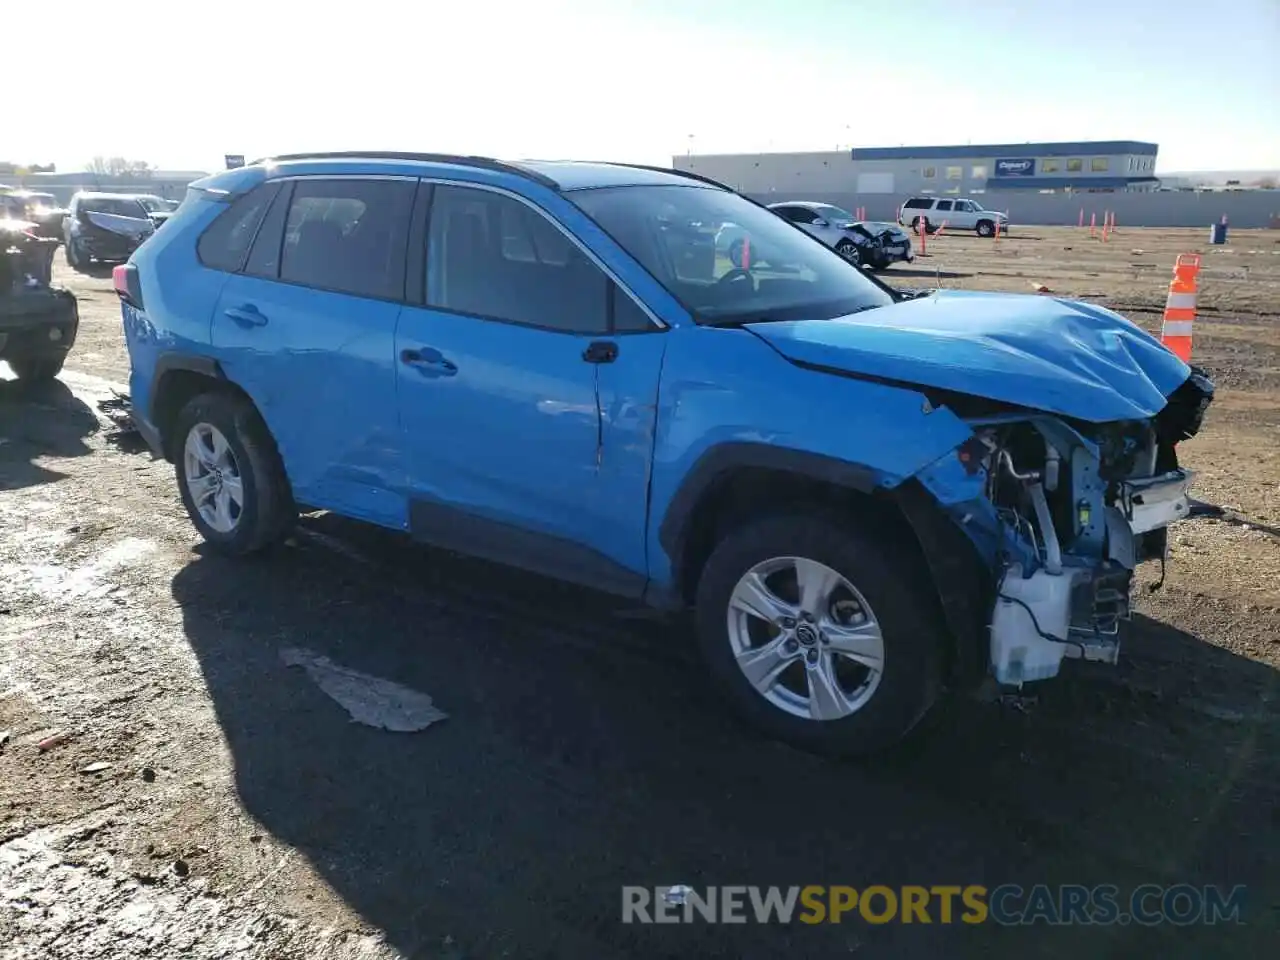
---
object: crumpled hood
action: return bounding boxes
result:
[86,211,154,238]
[746,290,1192,422]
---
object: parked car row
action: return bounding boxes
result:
[0,187,180,272]
[109,152,1211,757]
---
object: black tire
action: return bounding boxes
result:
[172,391,296,555]
[65,240,80,268]
[694,512,943,757]
[976,220,995,238]
[7,354,65,382]
[834,239,861,266]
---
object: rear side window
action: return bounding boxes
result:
[197,183,280,272]
[903,198,932,210]
[280,178,414,300]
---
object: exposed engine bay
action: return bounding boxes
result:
[941,368,1216,686]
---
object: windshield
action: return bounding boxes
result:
[571,185,893,325]
[811,204,857,223]
[83,197,149,218]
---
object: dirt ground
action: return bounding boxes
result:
[1,226,1277,959]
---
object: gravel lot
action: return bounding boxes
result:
[2,226,1278,959]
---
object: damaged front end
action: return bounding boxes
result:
[904,366,1214,687]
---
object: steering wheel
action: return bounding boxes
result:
[717,268,754,287]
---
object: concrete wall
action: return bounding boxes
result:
[740,189,1280,229]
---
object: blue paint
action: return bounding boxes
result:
[123,153,1195,603]
[745,290,1190,423]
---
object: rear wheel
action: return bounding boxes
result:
[173,392,295,555]
[7,354,65,382]
[694,513,943,756]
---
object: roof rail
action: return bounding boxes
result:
[606,162,735,192]
[247,151,561,191]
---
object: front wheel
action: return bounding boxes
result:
[976,220,996,238]
[65,240,85,269]
[173,391,296,555]
[834,239,861,266]
[694,513,943,756]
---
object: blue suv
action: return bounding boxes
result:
[116,152,1213,755]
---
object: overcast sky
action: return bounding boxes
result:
[17,0,1279,174]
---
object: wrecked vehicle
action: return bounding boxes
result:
[769,202,914,271]
[117,153,1212,755]
[0,220,79,381]
[1,190,68,240]
[126,193,179,228]
[63,192,156,270]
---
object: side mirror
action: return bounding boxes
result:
[811,217,828,227]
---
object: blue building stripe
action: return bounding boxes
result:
[984,176,1159,190]
[852,141,1158,161]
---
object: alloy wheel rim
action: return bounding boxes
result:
[183,423,244,534]
[726,556,884,721]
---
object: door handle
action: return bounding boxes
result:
[224,304,268,327]
[400,347,457,376]
[582,340,618,364]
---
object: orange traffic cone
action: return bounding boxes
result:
[1160,253,1200,362]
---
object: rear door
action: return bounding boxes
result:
[209,176,415,527]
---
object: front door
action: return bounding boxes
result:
[395,182,664,594]
[210,175,415,527]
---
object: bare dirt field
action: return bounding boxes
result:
[2,226,1278,959]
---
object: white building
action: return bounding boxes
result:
[674,140,1160,198]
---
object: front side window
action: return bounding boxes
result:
[280,178,414,299]
[197,182,280,272]
[572,184,893,327]
[784,206,818,224]
[427,184,609,334]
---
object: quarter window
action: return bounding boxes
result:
[279,179,414,300]
[427,185,609,334]
[196,183,280,272]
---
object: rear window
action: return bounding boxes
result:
[196,183,281,272]
[903,198,932,210]
[82,197,149,218]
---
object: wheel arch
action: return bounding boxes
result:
[659,443,987,684]
[150,353,252,462]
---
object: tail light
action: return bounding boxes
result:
[112,263,144,309]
